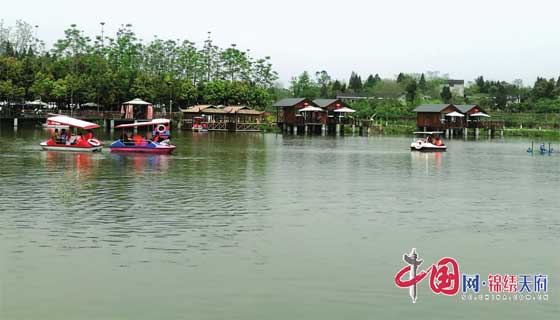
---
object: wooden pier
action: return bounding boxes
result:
[0,110,179,130]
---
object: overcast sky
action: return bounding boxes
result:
[3,0,560,86]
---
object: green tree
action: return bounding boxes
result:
[363,74,378,89]
[290,71,319,99]
[494,82,508,109]
[370,80,402,99]
[418,73,427,91]
[405,79,418,103]
[531,77,556,100]
[332,80,342,92]
[348,71,362,93]
[440,86,452,103]
[475,76,486,93]
[315,70,331,98]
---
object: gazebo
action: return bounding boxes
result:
[122,98,154,120]
[180,105,263,132]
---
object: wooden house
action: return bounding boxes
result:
[180,105,263,132]
[273,98,318,131]
[313,99,351,125]
[223,106,263,132]
[413,104,460,131]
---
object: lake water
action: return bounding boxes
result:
[0,127,558,319]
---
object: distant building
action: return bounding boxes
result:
[180,104,263,132]
[413,104,459,131]
[446,79,465,97]
[336,95,375,103]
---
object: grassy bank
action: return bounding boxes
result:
[502,128,560,139]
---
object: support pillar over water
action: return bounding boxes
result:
[352,124,355,135]
[293,126,298,135]
[463,128,468,137]
[475,128,479,138]
[304,125,308,135]
[445,129,449,138]
[336,124,341,135]
[13,118,18,128]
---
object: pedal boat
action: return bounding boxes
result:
[110,119,176,154]
[410,131,447,152]
[40,115,103,152]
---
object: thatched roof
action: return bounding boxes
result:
[180,105,226,114]
[224,106,263,115]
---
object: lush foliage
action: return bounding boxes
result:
[288,69,560,119]
[0,21,278,110]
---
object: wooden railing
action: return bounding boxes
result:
[207,122,227,130]
[236,123,260,131]
[0,109,178,120]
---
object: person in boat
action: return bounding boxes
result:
[152,131,160,143]
[77,131,85,142]
[51,129,60,143]
[146,131,153,141]
[120,132,132,143]
[60,129,67,143]
[434,137,442,146]
[132,135,143,146]
[427,135,433,144]
[85,130,94,140]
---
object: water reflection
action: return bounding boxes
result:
[1,131,559,320]
[109,153,171,174]
[410,150,443,173]
[41,151,99,182]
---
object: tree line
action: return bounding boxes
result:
[0,20,278,111]
[2,20,559,117]
[287,70,560,119]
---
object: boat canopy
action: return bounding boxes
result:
[46,115,100,129]
[115,118,170,129]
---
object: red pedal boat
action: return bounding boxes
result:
[40,115,103,152]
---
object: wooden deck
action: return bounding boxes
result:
[183,119,261,132]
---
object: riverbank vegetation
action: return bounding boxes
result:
[1,20,559,131]
[287,70,560,128]
[0,20,277,110]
